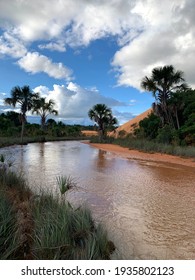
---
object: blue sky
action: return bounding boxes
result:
[0,0,194,125]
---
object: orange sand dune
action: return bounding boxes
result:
[81,130,98,136]
[111,108,152,137]
[82,108,152,138]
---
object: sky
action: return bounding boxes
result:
[0,0,195,125]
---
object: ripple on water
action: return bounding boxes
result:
[1,141,195,259]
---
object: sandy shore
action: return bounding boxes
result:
[87,142,195,168]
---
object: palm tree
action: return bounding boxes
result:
[141,65,188,128]
[167,91,184,129]
[32,96,58,130]
[4,85,38,142]
[88,104,117,140]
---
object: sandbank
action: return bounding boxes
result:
[87,142,195,168]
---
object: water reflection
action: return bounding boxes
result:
[1,141,195,259]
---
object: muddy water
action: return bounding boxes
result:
[1,141,195,259]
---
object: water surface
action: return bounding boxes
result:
[1,141,195,259]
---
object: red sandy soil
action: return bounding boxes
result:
[88,142,195,168]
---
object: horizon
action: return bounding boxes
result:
[0,0,194,125]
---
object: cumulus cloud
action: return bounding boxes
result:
[38,42,66,52]
[112,0,195,89]
[33,82,124,123]
[17,52,73,80]
[0,0,195,90]
[0,0,139,44]
[0,31,27,58]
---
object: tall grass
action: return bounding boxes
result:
[0,161,114,260]
[32,192,114,259]
[56,175,77,195]
[114,137,195,158]
[0,192,20,259]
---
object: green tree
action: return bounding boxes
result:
[138,112,161,139]
[167,91,185,129]
[32,96,58,130]
[4,86,38,142]
[141,65,188,128]
[88,104,117,140]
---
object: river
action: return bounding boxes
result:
[1,141,195,259]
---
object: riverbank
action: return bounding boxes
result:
[0,135,89,148]
[0,163,114,259]
[88,142,195,168]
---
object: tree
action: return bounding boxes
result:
[32,96,58,130]
[88,104,117,140]
[141,65,188,128]
[138,112,161,139]
[4,86,38,142]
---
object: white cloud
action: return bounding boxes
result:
[0,0,140,45]
[112,0,195,89]
[38,42,66,52]
[0,31,27,58]
[0,0,195,90]
[17,52,73,81]
[33,82,124,122]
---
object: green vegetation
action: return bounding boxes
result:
[56,175,77,195]
[4,86,39,142]
[32,95,58,130]
[90,65,195,158]
[1,85,94,147]
[88,103,117,141]
[138,65,195,146]
[141,65,188,129]
[0,111,91,148]
[90,135,195,158]
[0,157,115,260]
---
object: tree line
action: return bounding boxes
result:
[1,64,195,146]
[1,85,118,142]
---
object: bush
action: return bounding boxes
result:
[156,125,175,144]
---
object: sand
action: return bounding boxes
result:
[110,108,153,137]
[81,130,98,136]
[87,142,195,168]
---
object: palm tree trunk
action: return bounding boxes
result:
[20,114,26,143]
[21,120,25,143]
[175,109,180,129]
[41,115,46,131]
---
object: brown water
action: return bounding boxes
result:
[1,141,195,259]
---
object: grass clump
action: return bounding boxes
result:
[56,175,77,195]
[0,192,20,259]
[32,193,114,259]
[0,158,114,260]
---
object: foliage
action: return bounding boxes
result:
[4,85,38,142]
[88,104,117,141]
[135,113,161,139]
[32,192,114,259]
[139,66,195,145]
[56,175,77,195]
[32,95,58,130]
[141,65,188,128]
[0,165,115,260]
[0,192,20,259]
